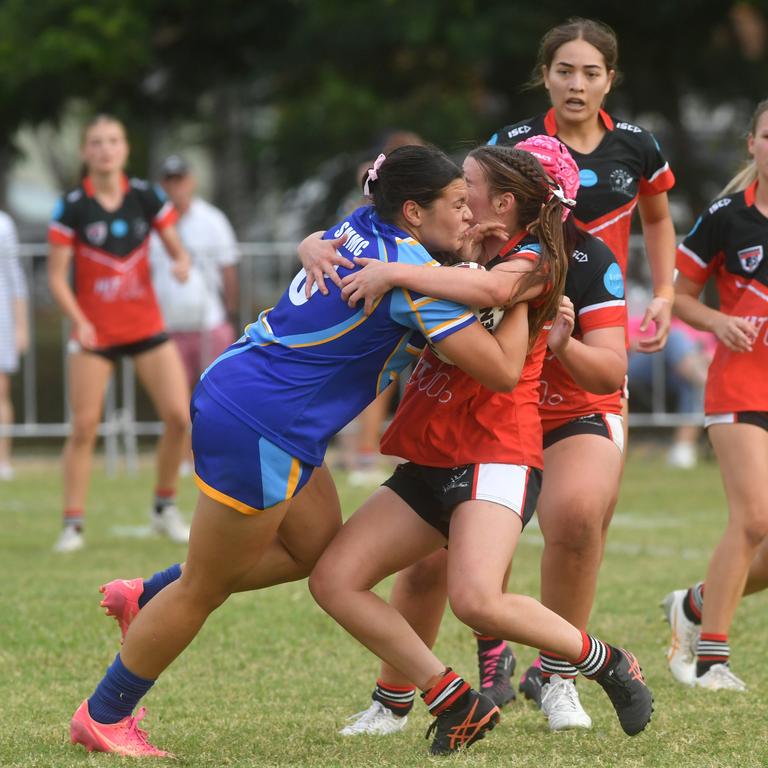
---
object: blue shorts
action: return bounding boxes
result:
[191,385,315,514]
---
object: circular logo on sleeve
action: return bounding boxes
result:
[603,263,625,298]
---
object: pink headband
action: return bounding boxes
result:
[363,153,387,197]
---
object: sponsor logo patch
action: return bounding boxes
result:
[737,245,763,273]
[85,221,108,245]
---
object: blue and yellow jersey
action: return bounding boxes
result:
[199,206,476,466]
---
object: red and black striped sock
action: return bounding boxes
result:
[696,633,729,676]
[683,582,704,624]
[540,650,578,681]
[371,679,416,717]
[572,632,612,679]
[63,508,84,532]
[421,669,471,716]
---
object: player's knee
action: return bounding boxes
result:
[69,415,101,445]
[448,587,495,632]
[308,560,343,611]
[176,570,231,612]
[161,406,190,435]
[546,502,604,553]
[400,554,447,595]
[738,509,768,549]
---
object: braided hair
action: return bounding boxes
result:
[466,145,569,349]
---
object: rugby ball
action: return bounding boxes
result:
[430,262,505,364]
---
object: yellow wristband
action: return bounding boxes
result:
[653,285,675,302]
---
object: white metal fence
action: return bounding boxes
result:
[3,237,693,472]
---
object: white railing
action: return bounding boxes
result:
[2,237,693,473]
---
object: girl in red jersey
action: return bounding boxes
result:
[309,144,651,756]
[662,100,768,691]
[318,136,627,736]
[48,115,192,552]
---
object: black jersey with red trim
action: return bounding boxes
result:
[489,109,675,274]
[676,180,768,413]
[540,232,626,430]
[48,175,177,347]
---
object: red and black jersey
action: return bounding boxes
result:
[48,175,177,347]
[676,180,768,413]
[490,109,675,274]
[540,233,626,431]
[380,235,548,469]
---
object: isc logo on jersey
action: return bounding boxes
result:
[506,125,532,139]
[709,198,731,215]
[615,121,642,133]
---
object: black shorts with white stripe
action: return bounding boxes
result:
[383,461,542,539]
[704,411,768,432]
[543,412,624,453]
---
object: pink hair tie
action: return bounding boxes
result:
[363,153,387,197]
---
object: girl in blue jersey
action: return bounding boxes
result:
[69,145,533,758]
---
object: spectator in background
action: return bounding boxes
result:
[626,282,714,468]
[0,210,28,481]
[150,155,240,473]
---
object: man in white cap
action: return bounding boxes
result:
[150,156,240,471]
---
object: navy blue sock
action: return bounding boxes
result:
[138,563,182,608]
[88,654,155,724]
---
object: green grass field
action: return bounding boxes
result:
[1,449,767,767]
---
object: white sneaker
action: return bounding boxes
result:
[540,676,592,731]
[339,701,408,736]
[661,590,699,686]
[53,526,85,553]
[151,505,190,543]
[694,664,747,691]
[0,463,14,481]
[667,442,697,469]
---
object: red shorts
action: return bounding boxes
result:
[171,323,236,386]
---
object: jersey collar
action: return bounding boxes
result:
[543,107,614,136]
[83,174,131,197]
[498,230,530,258]
[744,179,759,207]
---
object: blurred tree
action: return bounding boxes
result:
[0,0,764,232]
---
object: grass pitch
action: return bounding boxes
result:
[1,447,766,767]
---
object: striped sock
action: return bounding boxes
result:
[63,508,84,532]
[421,669,471,716]
[696,633,729,676]
[87,653,155,724]
[540,650,578,680]
[372,679,416,717]
[683,582,704,624]
[138,563,182,608]
[153,488,176,516]
[572,632,612,679]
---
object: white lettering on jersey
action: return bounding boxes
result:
[506,125,532,138]
[409,357,453,403]
[708,198,731,215]
[331,221,370,257]
[615,121,642,133]
[288,268,320,306]
[572,250,589,263]
[538,378,564,408]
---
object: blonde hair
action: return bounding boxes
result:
[466,145,569,350]
[720,99,768,196]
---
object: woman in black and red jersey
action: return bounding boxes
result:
[486,16,679,705]
[309,143,651,756]
[490,17,676,352]
[48,115,192,553]
[662,100,768,692]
